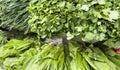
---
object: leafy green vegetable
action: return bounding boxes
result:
[0,0,30,32]
[0,39,120,70]
[29,0,120,43]
[0,39,38,69]
[0,0,120,70]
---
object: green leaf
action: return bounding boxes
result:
[81,4,89,11]
[93,61,110,70]
[104,39,115,48]
[67,32,74,40]
[83,32,95,41]
[58,1,66,7]
[97,0,106,5]
[109,11,119,20]
[66,2,75,11]
[115,41,120,48]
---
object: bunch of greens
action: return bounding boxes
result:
[0,0,30,32]
[0,39,38,70]
[29,0,120,43]
[1,39,120,70]
[69,42,120,70]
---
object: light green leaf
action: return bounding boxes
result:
[94,61,110,70]
[81,4,89,11]
[109,11,119,20]
[67,32,74,40]
[97,0,106,5]
[66,2,75,11]
[83,32,95,41]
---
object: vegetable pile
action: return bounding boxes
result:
[0,0,30,32]
[1,39,120,70]
[29,0,120,42]
[0,0,120,70]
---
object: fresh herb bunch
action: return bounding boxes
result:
[29,0,120,42]
[0,0,30,32]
